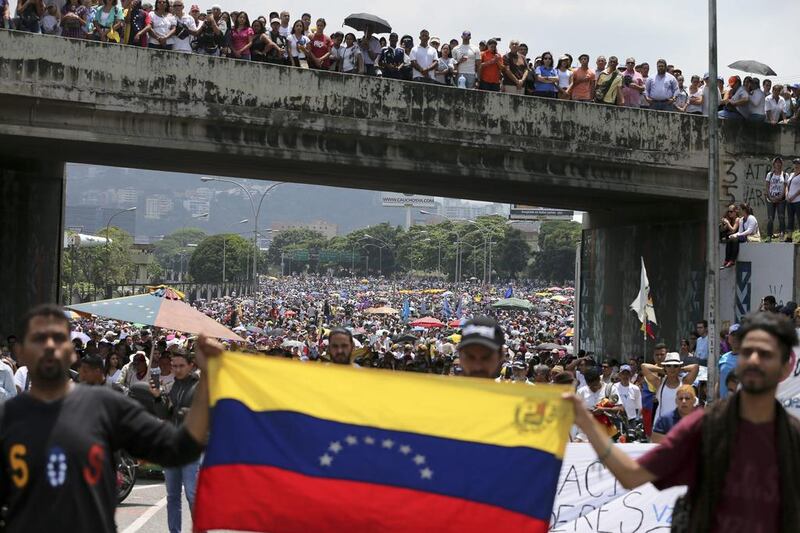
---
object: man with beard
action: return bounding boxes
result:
[326,327,355,365]
[0,304,216,533]
[564,312,800,533]
[456,316,505,379]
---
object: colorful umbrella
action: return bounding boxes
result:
[448,319,462,328]
[67,287,243,341]
[409,316,445,328]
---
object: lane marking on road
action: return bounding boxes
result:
[120,496,167,533]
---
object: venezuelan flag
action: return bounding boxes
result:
[195,353,573,532]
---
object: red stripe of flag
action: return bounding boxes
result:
[194,464,548,533]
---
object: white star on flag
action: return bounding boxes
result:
[399,445,412,455]
[345,435,358,445]
[319,454,333,467]
[328,441,342,454]
[364,436,375,445]
[413,454,426,465]
[381,439,395,449]
[420,467,433,480]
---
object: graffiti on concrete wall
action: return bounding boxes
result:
[722,158,800,226]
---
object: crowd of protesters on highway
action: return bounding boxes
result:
[3,0,800,122]
[4,275,798,446]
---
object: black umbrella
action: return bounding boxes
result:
[395,332,417,343]
[343,13,391,34]
[728,60,777,77]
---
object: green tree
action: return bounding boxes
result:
[267,228,328,268]
[493,228,531,279]
[538,221,581,250]
[189,234,254,283]
[63,227,137,299]
[530,221,581,283]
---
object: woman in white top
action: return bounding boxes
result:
[686,75,704,115]
[556,55,572,99]
[434,43,455,86]
[287,19,309,67]
[340,32,363,74]
[137,0,175,49]
[723,202,760,268]
[105,353,122,386]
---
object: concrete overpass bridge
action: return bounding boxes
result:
[1,29,798,356]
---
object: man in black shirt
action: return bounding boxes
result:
[0,304,214,533]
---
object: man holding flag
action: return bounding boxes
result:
[194,314,573,532]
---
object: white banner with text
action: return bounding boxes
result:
[550,443,686,532]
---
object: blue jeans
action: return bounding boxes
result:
[164,458,201,533]
[767,201,786,236]
[787,202,800,234]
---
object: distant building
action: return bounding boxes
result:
[182,187,212,217]
[436,199,509,220]
[272,220,338,239]
[145,195,174,219]
[65,206,136,236]
[117,187,139,206]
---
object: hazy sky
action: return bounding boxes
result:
[219,0,799,85]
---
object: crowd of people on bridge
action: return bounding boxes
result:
[3,1,800,123]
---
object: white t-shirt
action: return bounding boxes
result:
[452,44,479,75]
[765,96,785,123]
[611,382,642,420]
[557,68,571,90]
[13,366,28,392]
[287,34,308,59]
[748,88,765,116]
[340,45,362,73]
[766,171,786,201]
[653,380,679,422]
[278,24,290,38]
[172,13,196,52]
[730,85,750,118]
[148,11,176,45]
[410,44,437,80]
[577,384,605,408]
[687,86,703,113]
[786,173,800,203]
[360,35,381,66]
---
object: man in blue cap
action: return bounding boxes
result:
[718,323,741,399]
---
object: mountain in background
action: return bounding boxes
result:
[65,164,413,238]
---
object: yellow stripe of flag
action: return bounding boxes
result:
[208,353,573,458]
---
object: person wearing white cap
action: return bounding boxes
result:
[640,352,699,422]
[611,365,641,422]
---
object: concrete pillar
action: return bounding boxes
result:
[578,207,706,360]
[0,157,65,338]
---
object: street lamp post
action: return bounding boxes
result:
[104,207,137,298]
[419,210,466,282]
[363,234,392,276]
[222,219,249,284]
[361,242,386,275]
[202,177,275,296]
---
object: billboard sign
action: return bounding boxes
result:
[510,205,574,220]
[381,194,436,208]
